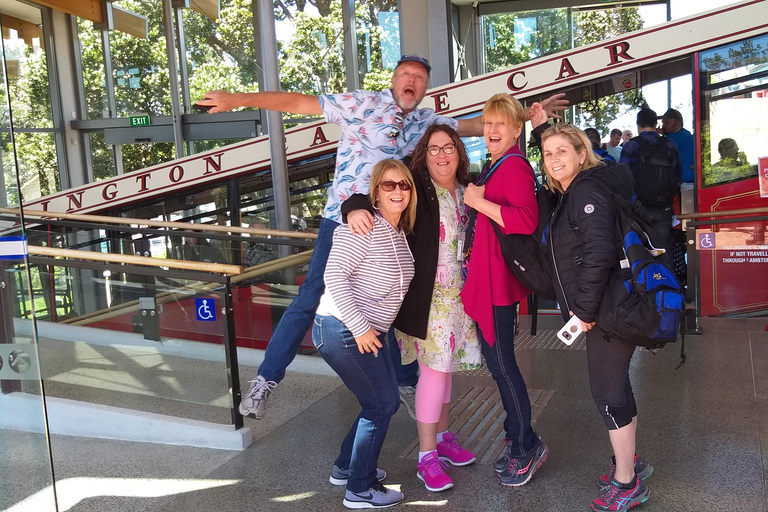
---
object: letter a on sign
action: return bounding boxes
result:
[311,127,329,147]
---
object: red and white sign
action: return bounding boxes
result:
[22,0,768,216]
[759,156,768,198]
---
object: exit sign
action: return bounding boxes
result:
[129,115,150,127]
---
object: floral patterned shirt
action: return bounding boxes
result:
[318,89,457,222]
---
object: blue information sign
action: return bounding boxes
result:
[195,298,216,321]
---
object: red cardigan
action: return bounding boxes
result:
[460,145,538,346]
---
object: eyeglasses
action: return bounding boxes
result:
[426,143,457,156]
[378,180,412,192]
[389,111,404,139]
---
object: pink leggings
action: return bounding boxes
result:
[415,361,452,423]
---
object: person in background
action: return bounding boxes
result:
[620,108,682,258]
[604,128,623,161]
[660,109,694,186]
[181,236,226,264]
[461,93,548,488]
[585,128,615,162]
[243,222,275,268]
[314,159,416,510]
[621,129,633,144]
[531,109,652,511]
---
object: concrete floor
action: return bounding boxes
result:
[2,316,767,512]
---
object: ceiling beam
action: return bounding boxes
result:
[112,4,148,39]
[1,14,44,48]
[31,0,103,24]
[190,0,220,21]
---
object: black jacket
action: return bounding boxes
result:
[341,169,441,339]
[547,161,635,324]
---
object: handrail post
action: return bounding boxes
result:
[222,278,243,429]
[684,229,702,334]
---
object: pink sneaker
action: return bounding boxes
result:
[437,432,477,466]
[417,451,454,492]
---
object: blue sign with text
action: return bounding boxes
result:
[195,298,216,322]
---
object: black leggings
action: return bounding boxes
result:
[586,328,637,430]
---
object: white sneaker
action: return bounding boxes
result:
[238,376,277,420]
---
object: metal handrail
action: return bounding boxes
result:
[677,206,768,220]
[0,207,319,240]
[30,245,243,275]
[57,250,313,326]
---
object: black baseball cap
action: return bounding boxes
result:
[396,54,431,73]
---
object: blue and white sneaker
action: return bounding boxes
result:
[343,482,404,509]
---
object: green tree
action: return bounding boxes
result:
[572,8,643,133]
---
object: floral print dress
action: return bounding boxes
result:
[397,181,482,373]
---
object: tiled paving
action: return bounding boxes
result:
[2,317,768,511]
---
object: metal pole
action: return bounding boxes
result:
[175,6,195,155]
[256,0,293,263]
[222,283,243,429]
[163,0,185,158]
[342,0,360,90]
[101,29,124,175]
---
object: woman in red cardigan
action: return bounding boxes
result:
[461,93,548,487]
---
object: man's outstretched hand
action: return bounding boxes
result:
[540,93,568,120]
[196,90,236,114]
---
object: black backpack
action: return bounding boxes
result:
[592,188,687,366]
[632,136,680,208]
[489,155,558,301]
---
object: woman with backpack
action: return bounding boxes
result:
[460,94,548,487]
[531,107,653,512]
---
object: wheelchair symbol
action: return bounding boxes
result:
[195,298,216,321]
[698,232,715,249]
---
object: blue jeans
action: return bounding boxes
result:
[312,315,399,493]
[478,305,540,458]
[387,326,418,387]
[258,218,339,382]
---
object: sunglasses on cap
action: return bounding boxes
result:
[378,180,412,192]
[389,111,404,139]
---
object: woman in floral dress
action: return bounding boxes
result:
[394,124,481,492]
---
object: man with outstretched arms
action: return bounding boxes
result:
[198,55,567,421]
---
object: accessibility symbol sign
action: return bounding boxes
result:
[195,298,216,322]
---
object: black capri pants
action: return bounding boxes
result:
[586,328,637,430]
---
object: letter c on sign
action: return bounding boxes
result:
[507,71,528,91]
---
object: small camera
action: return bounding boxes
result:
[562,331,572,340]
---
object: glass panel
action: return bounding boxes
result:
[0,7,57,511]
[77,19,108,120]
[358,2,400,90]
[89,132,116,181]
[27,265,233,424]
[108,1,171,117]
[699,35,768,188]
[483,6,644,73]
[3,3,59,200]
[182,4,259,108]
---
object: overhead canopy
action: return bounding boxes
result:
[24,0,151,39]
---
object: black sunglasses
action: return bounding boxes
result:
[378,180,412,192]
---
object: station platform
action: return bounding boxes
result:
[3,316,767,511]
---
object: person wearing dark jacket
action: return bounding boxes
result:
[530,107,652,512]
